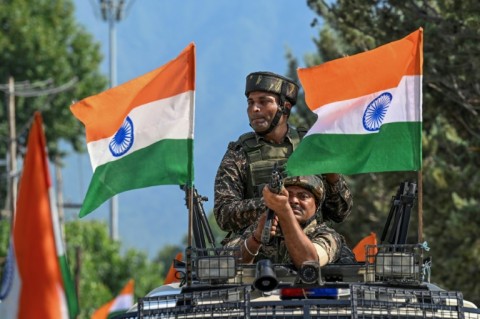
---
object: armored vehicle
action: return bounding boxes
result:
[114,182,480,319]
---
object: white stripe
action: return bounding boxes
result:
[308,75,422,136]
[110,293,133,312]
[87,90,194,170]
[49,187,65,256]
[50,189,69,319]
[57,283,69,319]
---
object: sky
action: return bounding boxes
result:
[66,0,321,257]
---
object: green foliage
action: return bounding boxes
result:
[285,49,318,131]
[0,0,107,209]
[64,221,162,319]
[297,0,480,304]
[208,209,228,245]
[0,219,11,274]
[0,219,9,255]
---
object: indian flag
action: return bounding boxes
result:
[0,112,79,319]
[91,279,134,319]
[287,29,423,176]
[71,43,195,217]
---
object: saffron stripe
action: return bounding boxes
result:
[298,29,422,110]
[71,43,195,142]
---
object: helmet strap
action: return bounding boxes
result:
[301,212,318,228]
[251,93,290,136]
[255,107,283,136]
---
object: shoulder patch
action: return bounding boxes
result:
[227,141,240,151]
[237,131,256,143]
[237,132,261,151]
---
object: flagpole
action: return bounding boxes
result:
[417,170,423,243]
[186,186,194,287]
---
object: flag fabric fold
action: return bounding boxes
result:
[71,43,196,217]
[91,279,134,319]
[287,29,423,176]
[0,112,79,319]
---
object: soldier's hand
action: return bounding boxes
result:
[262,185,289,214]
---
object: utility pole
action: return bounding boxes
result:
[99,0,128,241]
[7,77,17,218]
[0,77,78,221]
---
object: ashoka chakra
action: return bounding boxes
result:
[362,92,392,132]
[109,116,134,157]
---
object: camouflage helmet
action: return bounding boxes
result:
[283,175,325,206]
[245,71,299,105]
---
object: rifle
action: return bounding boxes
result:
[181,186,217,251]
[380,181,417,245]
[261,163,283,244]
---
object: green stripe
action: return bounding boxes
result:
[287,122,422,176]
[59,255,79,319]
[80,139,194,217]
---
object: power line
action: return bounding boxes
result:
[0,78,54,90]
[1,76,78,220]
[0,77,78,97]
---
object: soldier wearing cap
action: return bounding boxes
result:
[214,71,353,237]
[224,175,351,268]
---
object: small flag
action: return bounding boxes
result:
[163,252,183,285]
[287,29,423,176]
[0,112,79,319]
[352,232,378,262]
[71,43,195,217]
[91,279,134,319]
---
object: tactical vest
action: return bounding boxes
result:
[237,128,306,199]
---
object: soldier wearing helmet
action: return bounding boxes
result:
[224,175,350,268]
[214,71,353,237]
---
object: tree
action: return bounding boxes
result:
[208,209,228,245]
[65,220,162,319]
[289,0,480,304]
[0,0,107,209]
[0,219,9,273]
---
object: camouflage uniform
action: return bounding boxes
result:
[214,71,353,235]
[213,126,353,234]
[223,218,343,264]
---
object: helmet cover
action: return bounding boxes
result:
[283,175,325,206]
[245,71,299,105]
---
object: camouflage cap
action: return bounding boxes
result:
[245,71,299,105]
[283,175,324,206]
